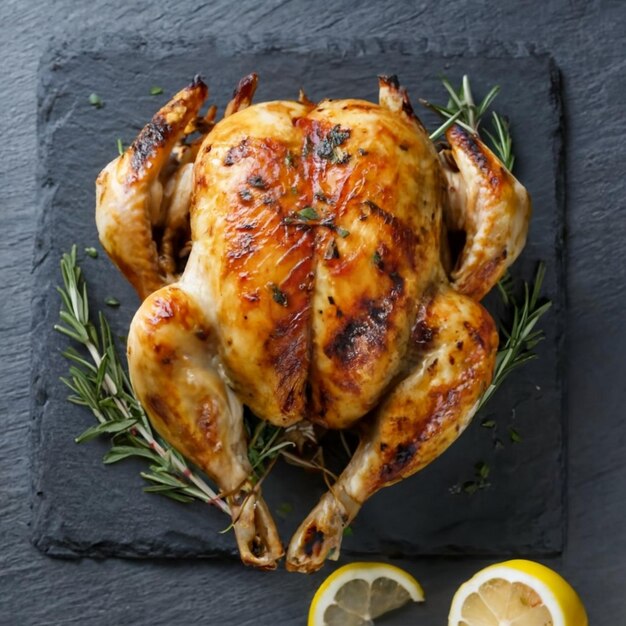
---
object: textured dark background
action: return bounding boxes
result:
[2,1,625,624]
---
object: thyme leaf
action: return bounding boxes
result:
[89,93,103,109]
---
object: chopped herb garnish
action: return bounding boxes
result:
[84,247,98,259]
[269,283,288,307]
[104,297,120,307]
[276,502,293,518]
[372,251,383,268]
[476,461,490,480]
[290,185,298,195]
[297,206,320,221]
[116,138,124,156]
[509,427,522,443]
[327,125,350,146]
[335,226,350,238]
[481,419,496,429]
[343,526,354,537]
[315,124,351,164]
[88,93,103,108]
[149,86,164,96]
[284,151,295,167]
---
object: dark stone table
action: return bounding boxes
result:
[1,1,625,624]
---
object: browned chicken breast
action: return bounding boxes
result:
[95,73,530,572]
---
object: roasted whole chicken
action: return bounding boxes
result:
[95,74,530,572]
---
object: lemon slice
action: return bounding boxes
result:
[308,562,425,626]
[448,560,588,626]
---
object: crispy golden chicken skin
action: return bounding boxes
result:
[95,74,530,572]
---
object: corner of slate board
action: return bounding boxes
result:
[31,38,565,561]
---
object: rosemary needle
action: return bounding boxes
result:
[422,75,515,171]
[55,246,230,515]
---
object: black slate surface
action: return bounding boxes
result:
[31,39,565,561]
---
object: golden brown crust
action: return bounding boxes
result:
[95,78,210,299]
[442,125,531,300]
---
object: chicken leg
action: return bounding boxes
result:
[286,287,498,572]
[128,284,284,569]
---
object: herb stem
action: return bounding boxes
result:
[56,247,230,515]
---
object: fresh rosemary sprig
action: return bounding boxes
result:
[55,246,230,514]
[423,75,515,171]
[245,417,293,482]
[422,75,550,412]
[475,263,551,414]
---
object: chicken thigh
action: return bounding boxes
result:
[95,74,530,572]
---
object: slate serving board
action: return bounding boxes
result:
[31,39,564,561]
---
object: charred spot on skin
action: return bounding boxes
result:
[146,395,171,424]
[195,328,210,341]
[223,138,250,166]
[412,319,436,348]
[399,143,409,151]
[464,321,486,349]
[379,74,401,89]
[282,387,297,413]
[247,175,267,190]
[381,442,417,481]
[129,114,172,178]
[448,126,500,187]
[238,188,253,202]
[303,525,325,557]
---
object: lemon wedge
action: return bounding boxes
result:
[448,560,588,626]
[308,562,425,626]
